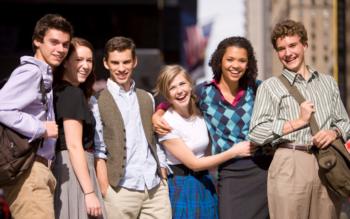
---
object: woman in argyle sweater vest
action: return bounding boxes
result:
[155,64,255,219]
[153,37,270,219]
[197,36,269,219]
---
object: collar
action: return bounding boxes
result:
[107,78,136,95]
[208,79,245,107]
[282,65,319,85]
[20,56,52,75]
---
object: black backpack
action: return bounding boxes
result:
[0,77,47,186]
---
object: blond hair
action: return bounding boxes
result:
[154,65,200,117]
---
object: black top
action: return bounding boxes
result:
[54,81,95,151]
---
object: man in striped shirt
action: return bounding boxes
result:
[249,19,350,219]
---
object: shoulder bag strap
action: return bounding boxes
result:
[277,75,320,135]
[39,78,48,113]
[278,75,350,164]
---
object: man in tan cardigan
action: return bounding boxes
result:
[92,36,171,219]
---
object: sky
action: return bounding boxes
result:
[197,0,245,82]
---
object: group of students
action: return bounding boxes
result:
[0,12,349,219]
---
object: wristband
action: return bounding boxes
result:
[84,190,94,196]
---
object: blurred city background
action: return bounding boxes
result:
[0,0,349,218]
[0,0,349,107]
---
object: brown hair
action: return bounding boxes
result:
[54,37,96,98]
[104,36,136,60]
[271,19,308,50]
[154,65,200,117]
[32,14,74,52]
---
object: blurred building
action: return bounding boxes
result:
[245,0,273,80]
[0,0,198,92]
[246,0,349,111]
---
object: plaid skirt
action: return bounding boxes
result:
[168,173,218,219]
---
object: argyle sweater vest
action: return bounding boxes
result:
[196,81,258,154]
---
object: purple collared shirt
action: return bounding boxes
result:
[0,56,56,160]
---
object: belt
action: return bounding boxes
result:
[35,155,53,169]
[278,143,316,153]
[170,164,208,177]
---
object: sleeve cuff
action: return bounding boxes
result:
[159,160,167,168]
[272,119,285,137]
[30,121,46,142]
[331,126,346,141]
[156,102,170,111]
[94,151,107,160]
[156,143,167,167]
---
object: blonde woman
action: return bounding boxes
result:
[154,65,253,219]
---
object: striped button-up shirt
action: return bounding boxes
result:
[249,67,350,146]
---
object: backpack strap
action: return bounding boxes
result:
[39,78,48,113]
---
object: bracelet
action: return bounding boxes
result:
[84,190,94,196]
[287,121,294,131]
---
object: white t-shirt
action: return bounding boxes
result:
[158,108,210,165]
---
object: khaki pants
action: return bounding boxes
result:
[3,161,56,219]
[104,180,171,219]
[268,148,341,219]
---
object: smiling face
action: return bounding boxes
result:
[34,28,71,68]
[276,34,307,73]
[167,72,192,113]
[104,49,137,91]
[63,45,93,86]
[220,46,248,84]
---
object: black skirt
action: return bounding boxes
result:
[217,157,269,219]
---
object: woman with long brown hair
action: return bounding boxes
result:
[53,37,106,219]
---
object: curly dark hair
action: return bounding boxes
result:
[271,19,308,50]
[209,36,258,93]
[53,37,96,98]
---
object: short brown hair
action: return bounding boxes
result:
[104,36,136,60]
[32,14,74,51]
[271,19,308,50]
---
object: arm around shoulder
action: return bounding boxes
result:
[249,81,280,145]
